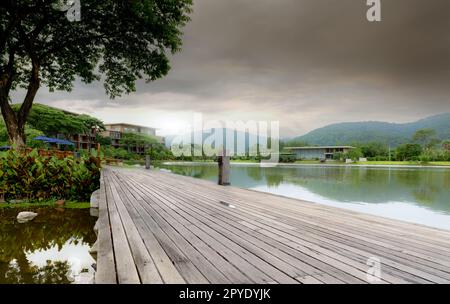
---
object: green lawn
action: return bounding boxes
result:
[0,199,90,209]
[356,161,450,166]
[291,160,450,166]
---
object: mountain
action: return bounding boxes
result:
[288,113,450,146]
[164,128,269,151]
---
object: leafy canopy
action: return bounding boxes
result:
[11,103,104,137]
[121,131,159,147]
[1,0,193,97]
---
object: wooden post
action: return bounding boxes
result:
[97,143,101,167]
[145,155,151,169]
[218,155,230,186]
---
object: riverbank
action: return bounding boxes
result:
[0,199,91,209]
[162,160,450,169]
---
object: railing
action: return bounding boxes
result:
[24,148,75,159]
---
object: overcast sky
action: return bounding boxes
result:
[12,0,450,137]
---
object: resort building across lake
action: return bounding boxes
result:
[285,146,354,160]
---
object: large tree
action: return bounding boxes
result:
[0,0,192,147]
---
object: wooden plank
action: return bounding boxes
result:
[95,167,450,284]
[143,170,450,266]
[103,174,140,284]
[94,173,117,284]
[112,172,227,284]
[123,173,361,284]
[108,176,163,284]
[125,170,446,284]
[147,175,442,284]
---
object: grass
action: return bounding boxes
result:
[291,160,450,166]
[0,199,91,209]
[356,161,450,166]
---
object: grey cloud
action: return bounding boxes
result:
[12,0,450,136]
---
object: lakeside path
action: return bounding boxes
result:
[92,166,450,284]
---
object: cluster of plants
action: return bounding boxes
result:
[0,149,100,202]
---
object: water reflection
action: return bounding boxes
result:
[159,163,450,230]
[0,208,96,284]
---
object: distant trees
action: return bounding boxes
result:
[121,132,158,152]
[346,148,363,161]
[358,142,389,158]
[442,140,450,152]
[11,103,104,138]
[412,129,440,150]
[395,144,423,161]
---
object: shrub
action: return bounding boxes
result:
[0,149,100,202]
[395,143,422,161]
[279,154,296,163]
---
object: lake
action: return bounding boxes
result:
[0,208,96,284]
[157,163,450,231]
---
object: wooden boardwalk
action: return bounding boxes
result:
[91,166,450,284]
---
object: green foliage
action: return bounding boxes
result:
[443,140,450,152]
[0,149,100,201]
[0,119,45,148]
[121,132,158,148]
[357,142,389,158]
[147,143,174,160]
[282,140,309,148]
[413,128,440,149]
[345,148,363,161]
[11,104,104,138]
[96,134,112,146]
[102,146,136,160]
[333,152,344,161]
[279,153,296,163]
[395,143,423,161]
[1,0,193,96]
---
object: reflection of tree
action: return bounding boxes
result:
[160,164,450,213]
[162,164,218,181]
[413,185,440,205]
[2,260,72,284]
[261,168,284,187]
[246,167,263,182]
[0,208,96,284]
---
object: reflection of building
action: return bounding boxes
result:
[102,123,164,154]
[286,146,354,160]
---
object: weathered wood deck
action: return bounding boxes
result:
[91,166,450,284]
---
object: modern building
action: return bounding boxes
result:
[104,123,157,137]
[102,123,164,154]
[68,132,97,150]
[285,146,354,160]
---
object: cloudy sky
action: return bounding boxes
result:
[12,0,450,137]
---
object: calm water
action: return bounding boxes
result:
[0,208,96,284]
[157,163,450,231]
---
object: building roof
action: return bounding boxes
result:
[285,146,354,150]
[104,123,158,130]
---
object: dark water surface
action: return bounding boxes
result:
[0,207,96,284]
[158,163,450,231]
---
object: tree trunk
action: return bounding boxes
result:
[0,92,26,149]
[0,59,40,149]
